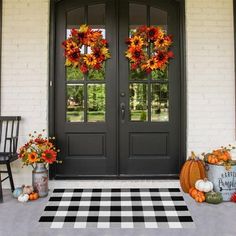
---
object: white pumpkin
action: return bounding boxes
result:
[18,193,29,202]
[195,178,213,193]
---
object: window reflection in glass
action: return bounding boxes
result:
[151,83,169,122]
[130,83,148,121]
[87,84,106,122]
[66,67,85,81]
[67,84,84,122]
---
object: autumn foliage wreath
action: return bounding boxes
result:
[62,24,110,74]
[125,26,174,74]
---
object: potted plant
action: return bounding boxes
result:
[18,131,60,197]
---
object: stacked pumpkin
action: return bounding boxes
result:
[180,152,223,204]
[13,185,39,203]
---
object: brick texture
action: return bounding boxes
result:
[0,0,235,187]
[1,0,49,187]
[186,0,235,155]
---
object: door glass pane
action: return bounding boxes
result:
[66,67,85,81]
[130,83,148,121]
[67,84,84,122]
[150,7,167,30]
[88,64,105,81]
[87,84,106,122]
[88,4,106,81]
[151,83,169,122]
[129,4,147,80]
[67,7,85,34]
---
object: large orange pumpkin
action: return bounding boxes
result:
[180,152,206,193]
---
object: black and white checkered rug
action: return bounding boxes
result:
[39,188,194,228]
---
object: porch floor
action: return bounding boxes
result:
[0,181,235,236]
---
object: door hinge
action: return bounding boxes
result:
[50,81,53,87]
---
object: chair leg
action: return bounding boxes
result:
[6,162,15,192]
[0,173,3,203]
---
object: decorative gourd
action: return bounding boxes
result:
[207,155,219,164]
[189,187,205,203]
[18,193,29,202]
[13,187,23,198]
[22,185,34,195]
[194,191,205,203]
[29,192,39,201]
[205,191,223,204]
[180,152,206,193]
[195,178,213,193]
[230,192,236,203]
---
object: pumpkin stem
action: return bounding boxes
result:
[190,151,197,160]
[203,178,208,182]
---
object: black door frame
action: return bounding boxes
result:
[48,0,186,180]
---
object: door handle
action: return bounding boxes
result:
[120,103,125,122]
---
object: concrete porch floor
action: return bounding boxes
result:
[0,180,236,236]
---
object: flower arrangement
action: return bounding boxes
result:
[62,24,110,74]
[203,145,236,168]
[125,25,174,74]
[18,131,60,167]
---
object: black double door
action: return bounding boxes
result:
[53,0,182,178]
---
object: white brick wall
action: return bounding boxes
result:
[0,0,235,187]
[186,0,235,155]
[1,0,49,187]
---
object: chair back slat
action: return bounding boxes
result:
[0,116,21,154]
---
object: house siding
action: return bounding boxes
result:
[0,0,235,187]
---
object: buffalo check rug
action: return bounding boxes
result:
[39,188,195,228]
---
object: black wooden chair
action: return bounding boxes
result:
[0,116,21,203]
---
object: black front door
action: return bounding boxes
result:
[53,0,182,178]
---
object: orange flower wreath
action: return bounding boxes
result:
[62,25,110,74]
[125,26,174,74]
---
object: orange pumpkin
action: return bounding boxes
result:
[180,152,206,193]
[194,191,205,203]
[189,187,205,203]
[207,155,219,164]
[29,192,39,200]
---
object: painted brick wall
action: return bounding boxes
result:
[186,0,235,155]
[1,0,49,187]
[0,0,235,187]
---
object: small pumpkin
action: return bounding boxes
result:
[194,191,205,203]
[189,187,205,203]
[180,152,206,193]
[207,155,219,164]
[189,187,199,198]
[206,191,223,204]
[13,187,23,198]
[29,192,39,201]
[18,193,29,202]
[195,178,213,193]
[22,185,34,195]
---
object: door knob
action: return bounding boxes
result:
[120,103,125,122]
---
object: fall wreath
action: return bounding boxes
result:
[125,26,174,74]
[62,24,110,74]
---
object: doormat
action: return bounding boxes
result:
[39,188,195,228]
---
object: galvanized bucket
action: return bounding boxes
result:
[206,163,236,201]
